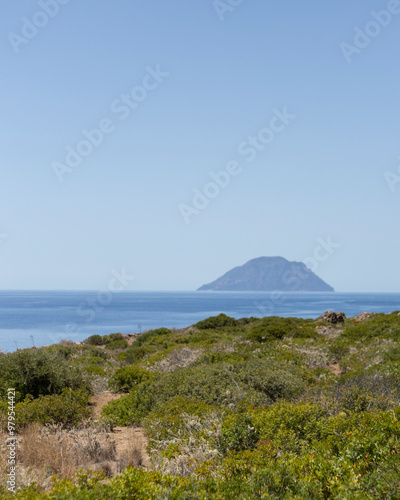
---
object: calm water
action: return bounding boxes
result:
[0,291,399,352]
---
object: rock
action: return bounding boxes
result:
[319,311,346,324]
[353,312,375,323]
[315,325,341,339]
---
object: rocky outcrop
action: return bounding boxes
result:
[318,311,346,324]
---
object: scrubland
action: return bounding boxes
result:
[1,313,400,498]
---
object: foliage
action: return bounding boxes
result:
[0,347,90,402]
[4,312,400,498]
[101,357,308,427]
[100,384,152,427]
[135,327,171,347]
[84,334,104,346]
[122,344,148,364]
[220,413,259,453]
[104,339,128,351]
[108,365,153,393]
[143,396,219,441]
[246,316,316,343]
[343,311,400,341]
[84,333,124,346]
[195,313,239,329]
[9,388,92,428]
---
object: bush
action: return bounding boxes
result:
[123,345,148,364]
[246,316,312,343]
[13,388,92,428]
[136,328,171,346]
[107,333,124,342]
[143,396,220,448]
[108,366,153,393]
[195,313,238,330]
[253,401,328,453]
[220,413,259,453]
[236,358,307,403]
[102,356,309,427]
[101,365,238,427]
[343,312,400,341]
[318,374,400,414]
[85,333,124,346]
[0,348,90,402]
[85,334,104,346]
[105,339,128,351]
[101,384,153,427]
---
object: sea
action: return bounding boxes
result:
[0,290,399,353]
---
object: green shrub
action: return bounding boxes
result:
[46,344,76,359]
[220,413,259,453]
[83,365,106,375]
[105,339,128,351]
[107,333,124,342]
[85,333,124,346]
[136,328,171,346]
[343,312,400,341]
[0,348,90,402]
[108,365,153,393]
[325,374,400,413]
[85,334,104,345]
[236,358,307,403]
[101,384,153,426]
[101,365,238,426]
[195,313,238,329]
[14,388,91,428]
[123,345,148,363]
[247,317,293,343]
[328,341,350,362]
[253,401,328,453]
[144,396,220,447]
[102,356,308,427]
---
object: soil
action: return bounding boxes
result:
[90,391,150,469]
[328,363,342,376]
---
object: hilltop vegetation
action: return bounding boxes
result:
[1,311,400,498]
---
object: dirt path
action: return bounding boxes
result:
[90,391,150,469]
[90,391,122,420]
[328,363,342,376]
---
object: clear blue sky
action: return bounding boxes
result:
[1,0,400,292]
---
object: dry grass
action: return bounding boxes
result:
[148,412,222,477]
[0,422,118,490]
[0,421,150,490]
[117,429,147,471]
[148,347,204,373]
[60,339,76,346]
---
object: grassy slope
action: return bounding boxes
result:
[1,311,400,498]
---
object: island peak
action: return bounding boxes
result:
[198,256,334,292]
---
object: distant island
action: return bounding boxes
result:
[198,256,334,292]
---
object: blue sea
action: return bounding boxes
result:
[0,291,399,352]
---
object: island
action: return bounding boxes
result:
[198,256,334,292]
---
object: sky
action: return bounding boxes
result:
[1,0,400,292]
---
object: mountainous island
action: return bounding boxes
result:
[198,256,334,292]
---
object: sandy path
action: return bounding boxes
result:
[90,391,150,468]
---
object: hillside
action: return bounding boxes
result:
[198,256,334,291]
[1,311,400,498]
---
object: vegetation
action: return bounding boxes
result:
[0,347,91,402]
[1,311,400,498]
